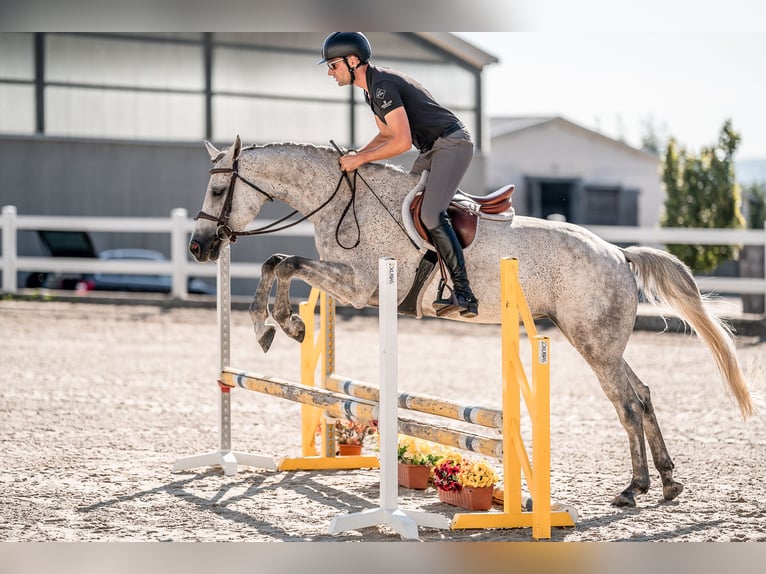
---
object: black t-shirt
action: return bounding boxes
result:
[364,64,462,152]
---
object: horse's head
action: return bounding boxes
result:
[189,135,271,262]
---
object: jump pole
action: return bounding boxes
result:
[173,244,277,475]
[327,258,451,539]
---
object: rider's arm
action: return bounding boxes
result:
[340,108,412,172]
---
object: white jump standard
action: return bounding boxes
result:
[327,258,450,538]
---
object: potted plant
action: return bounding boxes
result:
[334,419,376,456]
[397,436,445,489]
[433,453,499,511]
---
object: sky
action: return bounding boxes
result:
[455,32,766,162]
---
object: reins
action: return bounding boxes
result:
[196,144,418,250]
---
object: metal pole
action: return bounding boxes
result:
[1,206,18,293]
[217,244,232,452]
[173,243,276,474]
[170,208,188,300]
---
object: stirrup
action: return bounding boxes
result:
[433,279,460,317]
[433,279,478,318]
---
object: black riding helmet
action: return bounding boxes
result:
[318,32,372,65]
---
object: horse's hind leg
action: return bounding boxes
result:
[625,362,684,501]
[588,360,652,507]
[249,254,288,352]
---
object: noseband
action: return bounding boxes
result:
[194,159,274,243]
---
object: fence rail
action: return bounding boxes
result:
[1,205,765,299]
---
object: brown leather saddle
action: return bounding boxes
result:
[409,184,514,249]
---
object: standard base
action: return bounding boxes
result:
[328,508,451,541]
[173,449,277,476]
[278,455,379,471]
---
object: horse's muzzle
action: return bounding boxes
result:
[189,239,202,258]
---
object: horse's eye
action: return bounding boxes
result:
[211,186,226,197]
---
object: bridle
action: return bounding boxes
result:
[194,158,275,243]
[194,154,360,247]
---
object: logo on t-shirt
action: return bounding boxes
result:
[375,88,386,99]
[381,100,393,109]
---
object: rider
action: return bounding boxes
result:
[319,32,479,318]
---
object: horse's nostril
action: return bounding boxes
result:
[189,241,200,255]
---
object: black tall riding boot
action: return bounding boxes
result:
[428,211,479,318]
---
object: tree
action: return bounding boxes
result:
[639,114,666,155]
[660,119,746,272]
[743,182,766,229]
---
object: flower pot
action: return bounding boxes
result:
[437,485,495,511]
[398,463,432,489]
[338,444,362,456]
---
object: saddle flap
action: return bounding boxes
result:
[409,192,478,249]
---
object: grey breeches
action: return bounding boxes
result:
[410,130,474,229]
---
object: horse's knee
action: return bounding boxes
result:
[263,253,289,271]
[274,255,302,280]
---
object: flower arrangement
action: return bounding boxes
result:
[334,419,376,446]
[433,453,499,492]
[397,435,446,466]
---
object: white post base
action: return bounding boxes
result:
[173,450,277,476]
[327,508,450,541]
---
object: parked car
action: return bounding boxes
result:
[92,249,215,295]
[25,231,215,295]
[91,249,216,294]
[24,230,97,289]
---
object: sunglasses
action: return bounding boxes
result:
[326,58,344,71]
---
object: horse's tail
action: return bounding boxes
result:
[623,245,755,419]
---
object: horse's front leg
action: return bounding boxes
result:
[249,254,288,352]
[271,255,368,343]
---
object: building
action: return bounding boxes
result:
[487,116,662,227]
[0,32,497,294]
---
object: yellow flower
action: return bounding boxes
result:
[458,460,498,488]
[397,436,450,466]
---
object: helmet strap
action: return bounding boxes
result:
[344,56,357,83]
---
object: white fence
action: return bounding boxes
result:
[0,205,313,298]
[1,204,765,300]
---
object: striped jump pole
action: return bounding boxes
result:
[326,375,503,429]
[218,370,504,459]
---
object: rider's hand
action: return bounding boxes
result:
[339,151,363,173]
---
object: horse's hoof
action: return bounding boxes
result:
[288,315,305,343]
[257,325,276,353]
[663,481,684,501]
[611,492,637,508]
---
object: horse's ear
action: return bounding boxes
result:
[204,140,220,161]
[233,135,242,160]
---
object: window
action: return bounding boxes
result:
[0,33,35,134]
[584,186,620,225]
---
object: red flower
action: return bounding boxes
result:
[433,458,463,492]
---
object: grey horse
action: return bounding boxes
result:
[189,136,754,508]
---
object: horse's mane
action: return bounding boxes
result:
[242,141,410,176]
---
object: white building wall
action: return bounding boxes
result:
[487,120,662,227]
